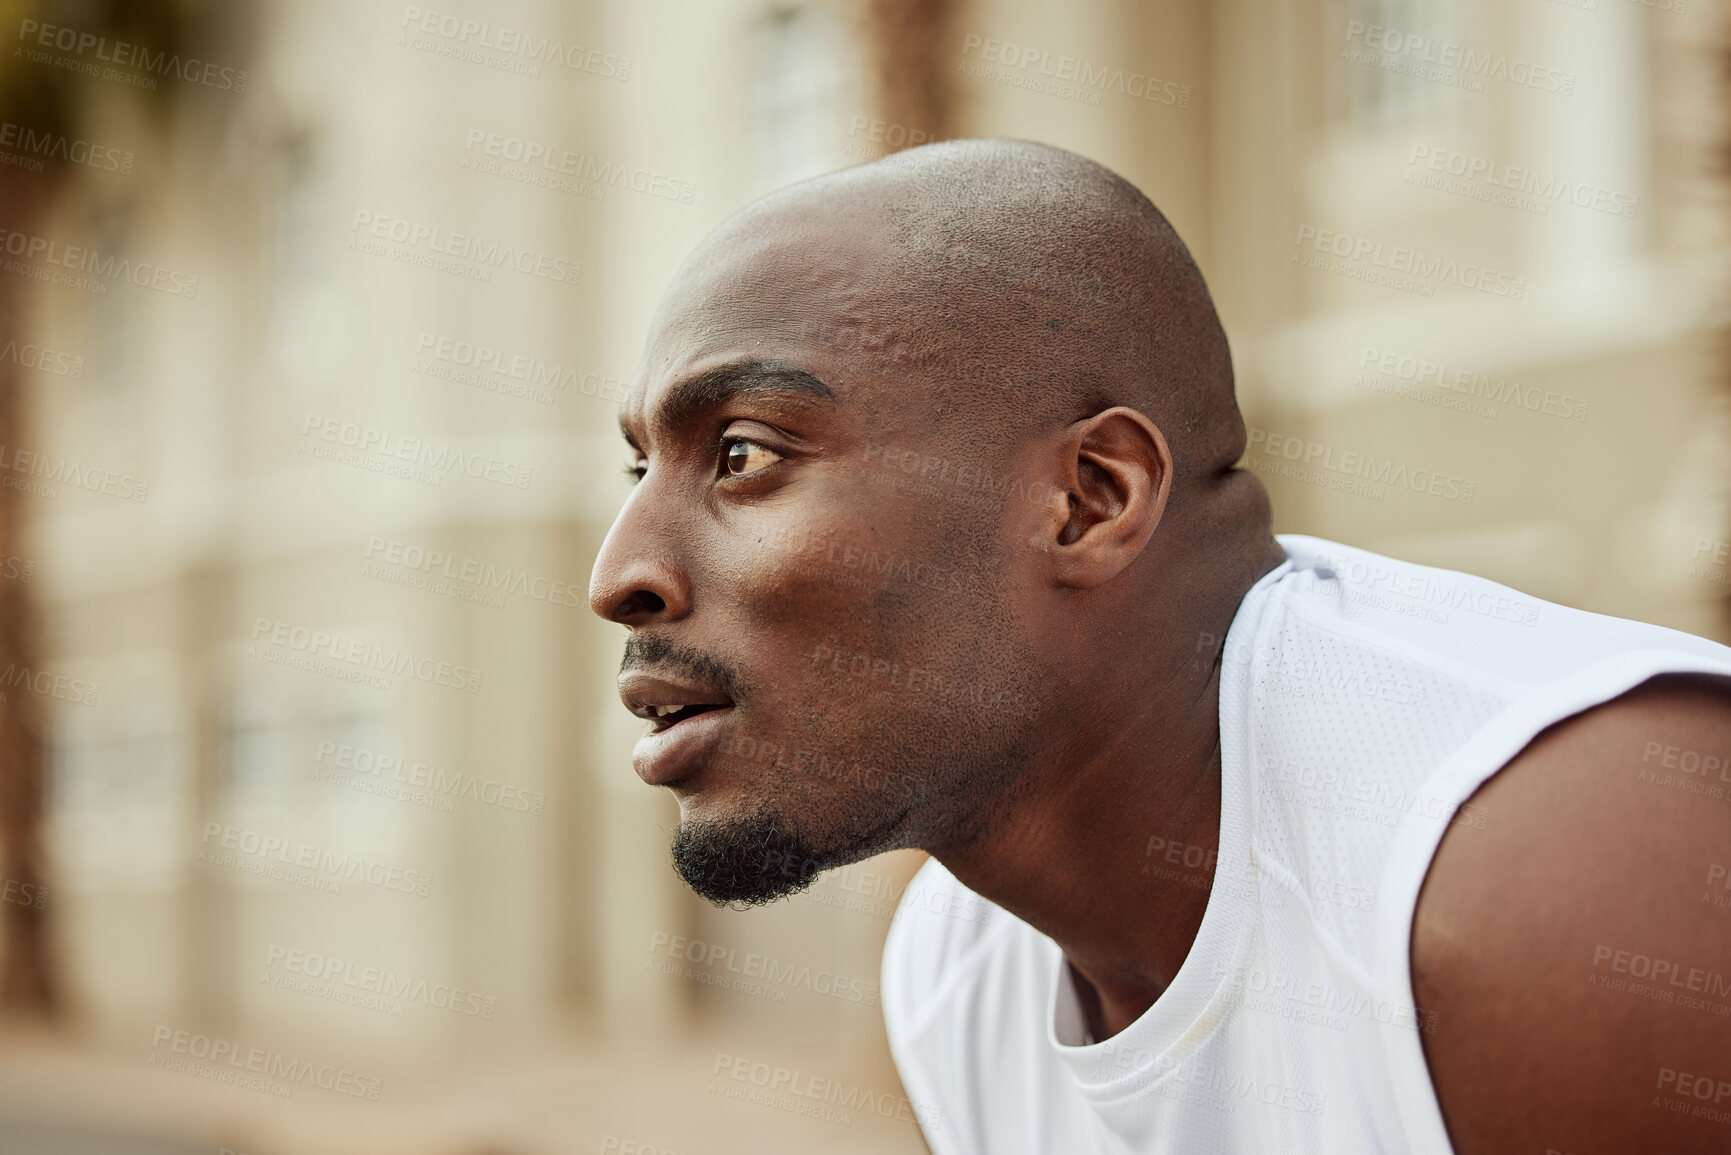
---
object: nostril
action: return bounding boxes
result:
[613,589,667,622]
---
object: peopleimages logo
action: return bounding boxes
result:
[1653,1064,1731,1127]
[1304,545,1541,629]
[249,616,485,694]
[462,129,695,204]
[0,662,99,707]
[300,413,534,490]
[0,338,82,378]
[0,227,199,297]
[1343,20,1576,96]
[1293,225,1525,300]
[15,19,250,92]
[1590,943,1731,999]
[148,1025,381,1099]
[1,877,46,909]
[198,821,434,897]
[364,536,582,609]
[1246,427,1477,505]
[710,1053,943,1130]
[313,738,545,815]
[846,115,937,157]
[647,932,879,1007]
[1407,145,1639,219]
[399,7,631,80]
[412,331,631,404]
[1356,346,1589,423]
[264,944,497,1018]
[348,210,581,286]
[0,121,133,174]
[959,33,1191,107]
[0,442,149,502]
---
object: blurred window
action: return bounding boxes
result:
[1339,0,1461,130]
[270,129,350,371]
[50,702,188,889]
[309,700,410,858]
[220,699,293,822]
[742,4,862,202]
[87,212,138,397]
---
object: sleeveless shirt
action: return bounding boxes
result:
[881,534,1731,1154]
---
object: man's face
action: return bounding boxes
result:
[589,203,1049,905]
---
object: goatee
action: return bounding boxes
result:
[670,803,828,907]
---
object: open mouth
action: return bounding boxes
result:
[647,702,730,733]
[618,669,736,742]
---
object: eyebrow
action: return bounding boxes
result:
[620,358,839,449]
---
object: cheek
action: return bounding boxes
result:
[720,525,891,631]
[713,503,1000,692]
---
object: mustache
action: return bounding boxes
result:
[620,633,746,700]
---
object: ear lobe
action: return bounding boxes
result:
[1049,408,1171,588]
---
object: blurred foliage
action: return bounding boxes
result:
[0,0,230,152]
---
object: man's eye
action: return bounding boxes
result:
[623,460,647,484]
[721,438,782,477]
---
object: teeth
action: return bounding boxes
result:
[655,705,681,717]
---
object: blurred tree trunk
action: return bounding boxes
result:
[0,175,55,1019]
[0,0,70,1022]
[0,0,210,1022]
[862,0,958,147]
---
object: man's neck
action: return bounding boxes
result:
[928,537,1281,1041]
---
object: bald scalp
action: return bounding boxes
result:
[739,138,1245,497]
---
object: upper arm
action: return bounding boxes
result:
[1413,673,1731,1155]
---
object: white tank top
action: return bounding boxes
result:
[881,534,1731,1154]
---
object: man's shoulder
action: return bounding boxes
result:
[1413,673,1731,1155]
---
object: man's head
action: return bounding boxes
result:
[589,139,1273,906]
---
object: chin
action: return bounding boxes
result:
[669,798,829,908]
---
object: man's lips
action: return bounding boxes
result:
[617,670,736,785]
[631,705,735,786]
[617,671,733,729]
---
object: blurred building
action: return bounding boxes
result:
[1,0,1724,1151]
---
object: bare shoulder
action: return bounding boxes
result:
[1413,673,1731,1155]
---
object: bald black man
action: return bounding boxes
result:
[590,139,1731,1155]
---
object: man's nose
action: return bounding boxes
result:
[588,491,694,626]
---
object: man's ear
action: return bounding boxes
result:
[1038,407,1172,589]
